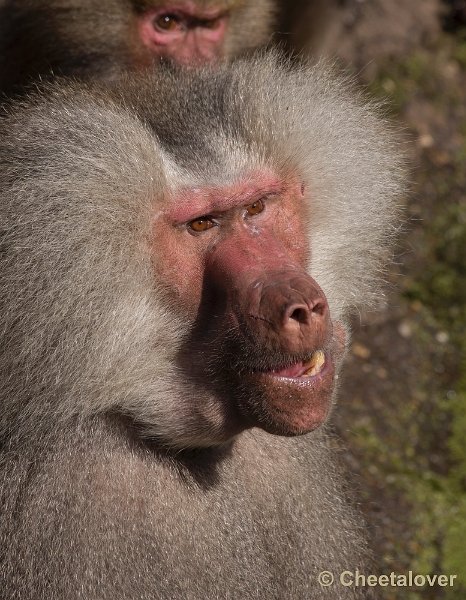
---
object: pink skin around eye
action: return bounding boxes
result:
[165,172,288,225]
[138,2,228,65]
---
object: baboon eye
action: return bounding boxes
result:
[246,199,265,216]
[154,13,183,31]
[188,217,216,233]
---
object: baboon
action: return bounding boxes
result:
[0,0,275,96]
[0,54,403,599]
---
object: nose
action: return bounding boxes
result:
[201,230,331,353]
[250,273,330,353]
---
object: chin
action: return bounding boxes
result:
[237,322,346,437]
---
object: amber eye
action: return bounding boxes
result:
[154,13,182,31]
[188,217,216,233]
[246,199,265,216]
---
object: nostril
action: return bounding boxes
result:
[289,306,309,324]
[311,301,327,317]
[285,299,327,326]
[285,303,311,325]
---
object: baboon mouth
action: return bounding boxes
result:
[246,349,335,435]
[264,350,327,380]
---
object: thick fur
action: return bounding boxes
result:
[0,55,403,598]
[0,0,275,96]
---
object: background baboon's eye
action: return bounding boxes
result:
[154,14,183,31]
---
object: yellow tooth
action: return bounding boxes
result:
[304,350,325,376]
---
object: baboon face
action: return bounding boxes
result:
[153,171,346,437]
[137,1,234,65]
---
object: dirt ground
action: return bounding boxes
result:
[279,1,466,598]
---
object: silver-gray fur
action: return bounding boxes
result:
[0,54,403,599]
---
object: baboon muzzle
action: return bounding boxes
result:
[205,230,331,354]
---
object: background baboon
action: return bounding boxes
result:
[0,55,403,599]
[0,0,275,96]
